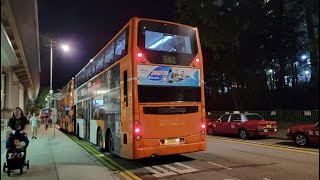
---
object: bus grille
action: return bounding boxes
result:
[143,106,198,114]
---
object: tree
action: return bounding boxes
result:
[177,0,272,110]
[34,87,50,112]
[305,0,319,88]
[176,0,318,110]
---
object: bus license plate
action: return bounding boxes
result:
[266,125,272,128]
[164,138,180,144]
[264,129,268,132]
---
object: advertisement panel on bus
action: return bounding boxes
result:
[76,64,120,102]
[137,65,200,87]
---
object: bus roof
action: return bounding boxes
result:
[74,17,197,78]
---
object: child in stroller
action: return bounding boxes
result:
[3,131,30,176]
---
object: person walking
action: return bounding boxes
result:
[48,117,52,128]
[30,113,40,139]
[44,116,49,130]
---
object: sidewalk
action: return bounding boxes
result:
[1,124,119,180]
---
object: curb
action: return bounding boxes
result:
[270,136,288,140]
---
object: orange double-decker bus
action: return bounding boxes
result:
[73,17,206,159]
[57,78,75,133]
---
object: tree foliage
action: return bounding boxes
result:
[34,87,50,112]
[177,0,319,110]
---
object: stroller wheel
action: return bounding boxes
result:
[7,168,10,176]
[20,167,23,174]
[27,160,30,169]
[3,162,7,172]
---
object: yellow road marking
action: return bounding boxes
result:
[70,135,141,180]
[68,135,134,179]
[208,137,319,155]
[68,136,119,170]
[67,134,142,180]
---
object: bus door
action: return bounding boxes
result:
[84,99,91,141]
[119,69,129,157]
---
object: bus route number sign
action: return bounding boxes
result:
[163,56,176,65]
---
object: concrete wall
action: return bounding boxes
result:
[1,74,4,109]
[19,83,24,112]
[1,70,26,119]
[1,0,40,119]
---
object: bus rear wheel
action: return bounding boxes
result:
[97,130,104,151]
[107,133,115,157]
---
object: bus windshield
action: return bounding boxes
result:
[138,20,198,66]
[137,20,200,103]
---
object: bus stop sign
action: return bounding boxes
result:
[55,93,62,101]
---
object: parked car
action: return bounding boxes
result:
[207,112,278,139]
[286,122,319,147]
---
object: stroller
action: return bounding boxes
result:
[3,132,30,176]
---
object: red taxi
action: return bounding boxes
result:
[207,112,278,139]
[286,122,319,147]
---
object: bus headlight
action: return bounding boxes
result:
[201,130,205,135]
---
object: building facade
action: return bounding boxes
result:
[1,0,40,119]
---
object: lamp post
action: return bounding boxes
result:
[49,40,70,136]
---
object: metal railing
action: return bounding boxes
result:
[1,119,8,131]
[207,110,319,123]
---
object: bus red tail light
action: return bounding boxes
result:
[137,52,146,63]
[193,58,200,67]
[135,128,140,133]
[201,124,206,129]
[137,52,143,58]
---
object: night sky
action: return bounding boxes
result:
[38,0,177,91]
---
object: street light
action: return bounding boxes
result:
[61,44,70,52]
[49,40,70,136]
[50,40,70,93]
[267,69,274,90]
[305,70,310,82]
